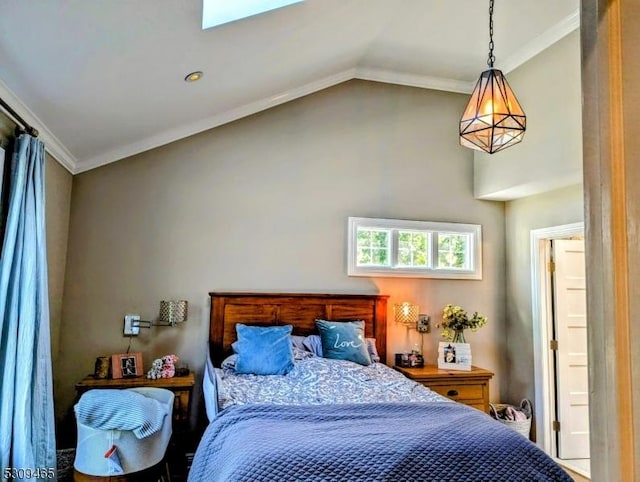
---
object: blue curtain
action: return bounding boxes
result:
[0,135,56,478]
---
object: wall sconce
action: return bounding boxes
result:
[123,300,188,336]
[395,302,431,358]
[394,302,419,326]
[157,300,188,326]
[394,302,431,333]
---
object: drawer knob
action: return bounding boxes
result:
[447,389,459,397]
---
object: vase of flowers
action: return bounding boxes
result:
[441,304,488,342]
[451,329,466,343]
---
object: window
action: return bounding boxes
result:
[202,0,304,29]
[347,217,482,280]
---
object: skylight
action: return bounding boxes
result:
[202,0,303,29]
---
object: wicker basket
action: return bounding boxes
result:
[489,399,532,439]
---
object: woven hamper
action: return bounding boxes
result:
[489,399,532,439]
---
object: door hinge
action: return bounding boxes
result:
[553,420,561,432]
[547,261,555,273]
[550,340,558,350]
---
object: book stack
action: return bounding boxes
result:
[438,342,472,371]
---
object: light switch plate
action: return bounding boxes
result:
[123,314,140,336]
[417,314,431,333]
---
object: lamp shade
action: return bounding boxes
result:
[459,68,526,154]
[159,300,188,326]
[394,302,419,325]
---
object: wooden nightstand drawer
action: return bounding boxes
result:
[466,403,486,412]
[431,383,484,401]
[394,365,494,413]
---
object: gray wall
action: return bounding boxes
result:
[474,30,582,200]
[504,184,583,407]
[58,80,506,427]
[45,153,73,423]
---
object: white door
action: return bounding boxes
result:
[553,239,589,459]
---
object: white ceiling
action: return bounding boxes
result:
[0,0,578,174]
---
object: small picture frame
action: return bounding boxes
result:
[444,344,456,364]
[438,342,472,371]
[111,352,143,379]
[395,353,425,368]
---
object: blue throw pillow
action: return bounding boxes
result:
[233,324,294,375]
[315,320,372,366]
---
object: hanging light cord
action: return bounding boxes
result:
[487,0,495,68]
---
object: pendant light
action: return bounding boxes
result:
[459,0,526,154]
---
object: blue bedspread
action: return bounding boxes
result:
[188,402,571,482]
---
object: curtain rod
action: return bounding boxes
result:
[0,96,39,137]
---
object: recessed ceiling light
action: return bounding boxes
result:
[184,71,204,83]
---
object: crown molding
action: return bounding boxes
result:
[76,69,357,173]
[0,78,78,173]
[500,9,580,74]
[355,67,474,94]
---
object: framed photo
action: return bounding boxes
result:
[438,342,472,371]
[111,352,143,378]
[395,353,424,368]
[444,344,456,363]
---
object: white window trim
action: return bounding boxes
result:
[347,217,482,280]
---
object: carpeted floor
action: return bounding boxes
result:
[56,448,75,482]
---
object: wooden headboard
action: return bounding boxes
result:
[209,292,388,366]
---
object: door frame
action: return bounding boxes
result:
[530,222,584,459]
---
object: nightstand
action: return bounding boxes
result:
[395,365,494,413]
[75,372,195,430]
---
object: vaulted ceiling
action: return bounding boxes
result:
[0,0,578,173]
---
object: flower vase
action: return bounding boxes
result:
[452,329,466,343]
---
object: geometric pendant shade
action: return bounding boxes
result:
[459,68,526,154]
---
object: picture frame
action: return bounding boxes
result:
[437,342,472,371]
[111,352,143,378]
[395,353,424,368]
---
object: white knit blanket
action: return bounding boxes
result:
[74,389,168,439]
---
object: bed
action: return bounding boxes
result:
[190,292,571,482]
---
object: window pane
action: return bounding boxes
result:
[372,248,389,265]
[357,248,371,264]
[437,233,470,269]
[397,231,429,267]
[414,251,428,265]
[398,250,411,265]
[356,230,370,247]
[372,231,388,247]
[439,236,451,251]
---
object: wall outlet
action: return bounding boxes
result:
[417,314,431,333]
[123,314,140,336]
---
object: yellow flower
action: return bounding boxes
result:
[441,304,488,340]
